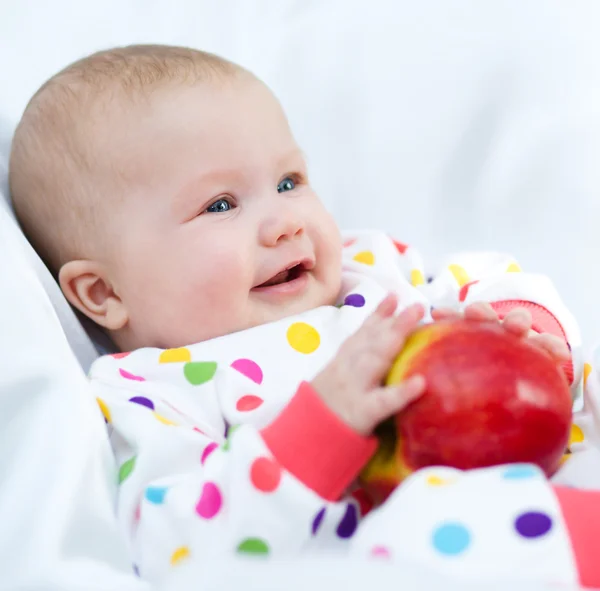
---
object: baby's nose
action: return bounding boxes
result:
[259,212,305,246]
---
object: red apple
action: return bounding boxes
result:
[360,319,573,503]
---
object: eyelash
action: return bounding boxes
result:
[201,172,306,215]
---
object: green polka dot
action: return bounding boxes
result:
[237,537,269,555]
[183,362,217,385]
[118,456,136,484]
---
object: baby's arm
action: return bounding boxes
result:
[90,297,425,585]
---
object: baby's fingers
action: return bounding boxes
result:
[363,375,426,429]
[502,308,532,337]
[529,333,570,362]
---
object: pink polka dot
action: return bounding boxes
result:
[236,395,264,412]
[193,426,207,435]
[343,238,357,248]
[195,482,222,519]
[119,368,145,382]
[201,442,218,465]
[231,359,263,384]
[371,545,391,559]
[112,352,131,359]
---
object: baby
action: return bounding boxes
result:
[9,45,600,587]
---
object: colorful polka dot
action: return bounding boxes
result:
[343,238,357,248]
[170,546,190,566]
[118,456,136,484]
[153,413,176,426]
[231,358,263,384]
[425,474,453,486]
[371,545,391,559]
[569,424,584,445]
[312,507,326,535]
[410,269,424,286]
[287,322,320,354]
[584,363,592,388]
[195,482,222,519]
[344,293,365,308]
[353,251,375,265]
[132,564,140,577]
[448,264,470,287]
[129,396,154,410]
[506,262,522,273]
[392,239,408,254]
[237,538,269,555]
[222,424,239,451]
[458,280,480,302]
[145,486,168,504]
[183,361,217,385]
[250,457,282,493]
[97,398,111,423]
[201,442,218,464]
[119,368,145,382]
[336,504,358,539]
[431,522,471,556]
[112,352,131,359]
[514,511,552,538]
[502,464,538,480]
[159,347,192,364]
[236,395,264,412]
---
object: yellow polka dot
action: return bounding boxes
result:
[569,423,584,445]
[96,397,111,423]
[170,546,190,566]
[448,264,470,287]
[154,413,177,426]
[287,322,320,354]
[506,262,522,273]
[159,347,192,364]
[425,475,452,486]
[410,269,425,286]
[584,363,592,388]
[353,251,375,265]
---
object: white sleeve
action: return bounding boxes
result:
[90,352,376,585]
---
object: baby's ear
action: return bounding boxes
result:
[59,260,128,331]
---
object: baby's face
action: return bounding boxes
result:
[104,75,342,350]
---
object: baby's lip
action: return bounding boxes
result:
[252,257,315,289]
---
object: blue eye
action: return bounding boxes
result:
[206,198,232,213]
[277,177,296,193]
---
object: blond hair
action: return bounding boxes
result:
[9,44,240,272]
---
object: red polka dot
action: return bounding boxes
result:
[459,280,480,302]
[351,488,374,516]
[250,457,282,493]
[343,238,357,248]
[112,352,131,359]
[392,239,408,254]
[201,442,218,465]
[236,395,264,412]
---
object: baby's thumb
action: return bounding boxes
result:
[365,375,426,430]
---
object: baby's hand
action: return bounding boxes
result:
[311,294,426,436]
[432,302,570,363]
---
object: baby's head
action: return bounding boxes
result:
[10,45,342,351]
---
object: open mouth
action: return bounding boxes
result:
[254,260,313,290]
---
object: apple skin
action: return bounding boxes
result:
[360,319,573,504]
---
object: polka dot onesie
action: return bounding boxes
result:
[89,231,600,587]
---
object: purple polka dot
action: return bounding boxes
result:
[567,342,572,352]
[344,293,365,308]
[129,396,155,410]
[312,507,326,535]
[336,504,358,539]
[515,511,553,538]
[133,564,140,577]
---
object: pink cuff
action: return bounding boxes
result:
[489,300,574,385]
[260,382,378,501]
[554,486,600,588]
